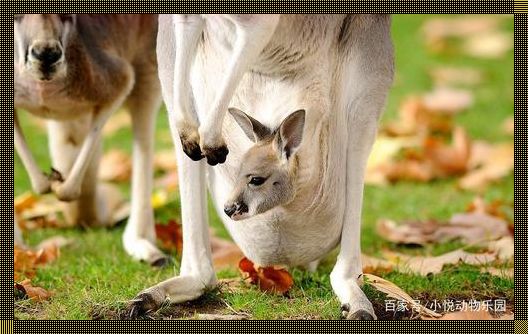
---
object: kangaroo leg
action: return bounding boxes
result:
[198,14,280,165]
[50,66,134,202]
[130,18,216,315]
[47,115,104,227]
[169,14,205,162]
[14,110,50,194]
[129,121,216,317]
[122,65,167,266]
[330,116,379,320]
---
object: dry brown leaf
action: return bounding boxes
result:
[14,245,38,281]
[15,279,53,301]
[382,249,496,276]
[239,257,293,295]
[463,32,513,59]
[211,237,245,270]
[366,136,421,185]
[14,238,69,281]
[363,274,442,318]
[422,88,474,115]
[384,160,435,183]
[98,149,132,182]
[103,111,131,136]
[429,67,483,86]
[14,192,38,214]
[155,219,183,254]
[422,16,501,41]
[484,236,514,261]
[481,267,513,278]
[377,210,509,246]
[362,254,394,274]
[459,142,513,191]
[154,171,180,191]
[424,126,471,176]
[154,150,178,172]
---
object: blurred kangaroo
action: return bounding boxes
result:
[131,15,394,319]
[14,14,167,266]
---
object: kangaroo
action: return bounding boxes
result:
[14,14,167,266]
[131,14,394,319]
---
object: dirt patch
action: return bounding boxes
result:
[91,290,231,320]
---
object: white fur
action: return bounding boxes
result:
[143,14,394,319]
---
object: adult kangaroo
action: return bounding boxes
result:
[14,14,167,265]
[132,14,394,319]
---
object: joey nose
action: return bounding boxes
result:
[224,205,237,218]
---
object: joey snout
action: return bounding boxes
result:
[224,201,249,221]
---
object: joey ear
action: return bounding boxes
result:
[276,109,306,160]
[229,108,272,143]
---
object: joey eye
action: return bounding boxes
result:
[249,177,267,186]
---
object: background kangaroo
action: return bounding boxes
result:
[131,14,394,320]
[14,14,167,265]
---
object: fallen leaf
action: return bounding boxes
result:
[103,111,131,136]
[98,149,132,182]
[211,237,245,270]
[424,126,471,176]
[14,192,38,214]
[422,16,501,41]
[382,249,496,276]
[364,274,442,318]
[14,237,69,281]
[466,197,512,221]
[154,171,180,191]
[366,136,421,185]
[17,194,66,230]
[14,245,38,280]
[362,254,394,274]
[481,267,513,278]
[154,150,178,172]
[422,16,502,54]
[377,209,510,246]
[459,142,513,191]
[484,236,514,261]
[429,67,483,86]
[239,257,293,295]
[463,32,513,59]
[422,88,474,115]
[15,279,53,301]
[384,157,435,183]
[155,219,183,254]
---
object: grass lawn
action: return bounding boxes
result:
[14,15,514,320]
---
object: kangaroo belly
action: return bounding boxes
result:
[207,167,344,267]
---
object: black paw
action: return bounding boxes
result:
[203,145,229,166]
[127,293,158,319]
[181,136,204,162]
[150,256,171,268]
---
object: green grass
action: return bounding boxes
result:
[14,15,514,320]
